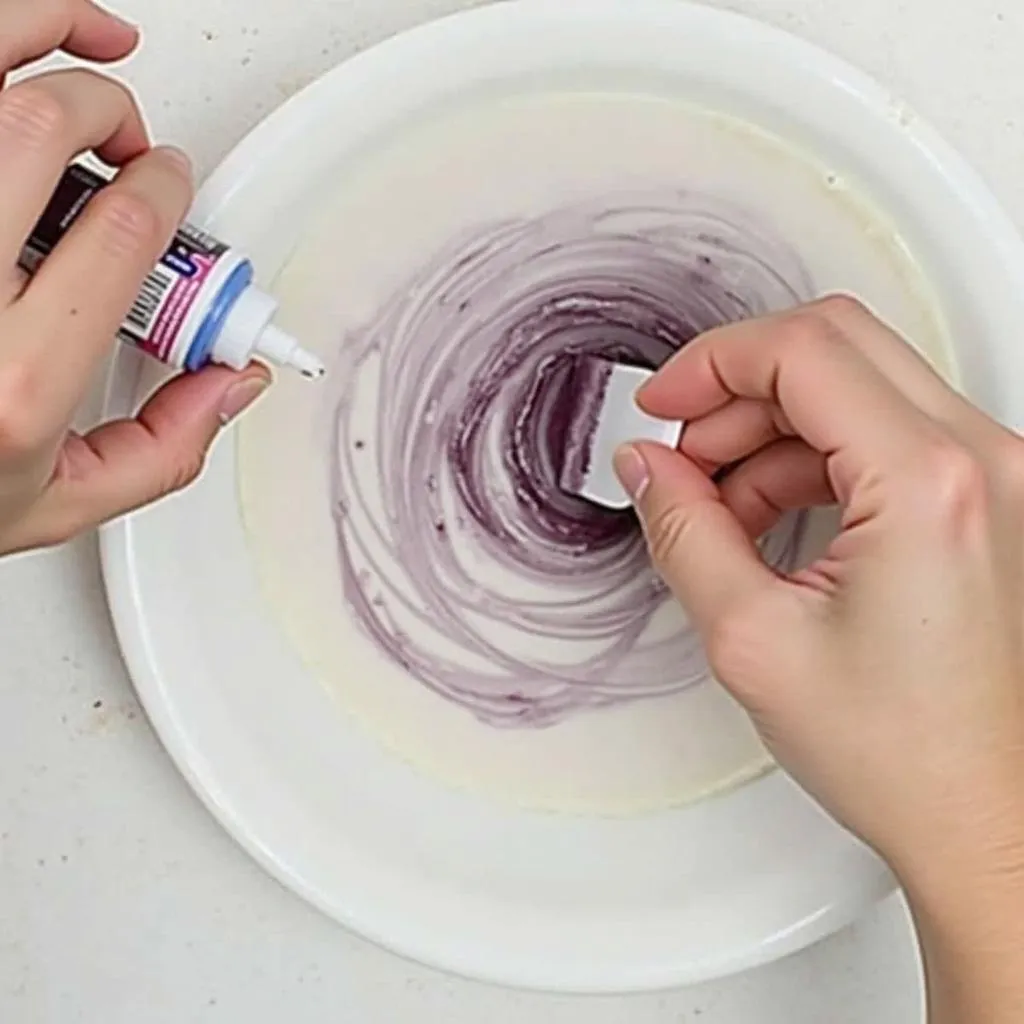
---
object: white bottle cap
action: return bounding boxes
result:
[212,287,326,378]
[256,323,327,379]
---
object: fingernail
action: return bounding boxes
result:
[614,444,650,503]
[160,146,193,176]
[218,377,269,425]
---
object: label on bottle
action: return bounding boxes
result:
[19,163,230,365]
[18,163,102,273]
[119,223,229,363]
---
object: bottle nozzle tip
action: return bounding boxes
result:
[291,350,326,380]
[255,322,325,379]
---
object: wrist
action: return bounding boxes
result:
[901,840,1024,1023]
[890,788,1024,911]
[869,746,1024,899]
[889,785,1024,1019]
[899,832,1024,939]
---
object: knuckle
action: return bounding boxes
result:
[60,67,137,112]
[704,605,768,688]
[86,71,142,125]
[104,73,136,107]
[0,366,47,456]
[0,83,68,149]
[154,147,194,189]
[780,310,845,360]
[811,292,870,324]
[89,189,164,258]
[160,451,206,496]
[928,441,986,499]
[914,440,989,527]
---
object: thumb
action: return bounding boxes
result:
[9,364,270,550]
[614,441,778,633]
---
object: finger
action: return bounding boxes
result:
[645,296,968,428]
[53,1,138,62]
[614,440,778,633]
[0,0,137,77]
[646,296,955,414]
[718,439,834,539]
[680,398,789,469]
[638,303,948,488]
[804,294,1007,446]
[799,295,968,422]
[2,365,270,551]
[13,146,192,418]
[0,69,150,266]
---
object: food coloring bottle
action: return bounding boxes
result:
[19,163,324,379]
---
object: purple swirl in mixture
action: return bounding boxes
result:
[327,194,813,727]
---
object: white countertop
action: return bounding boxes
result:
[1,0,1020,1020]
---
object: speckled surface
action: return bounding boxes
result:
[1,0,1021,1019]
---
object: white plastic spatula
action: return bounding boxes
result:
[558,357,684,510]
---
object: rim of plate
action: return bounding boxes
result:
[99,0,1024,991]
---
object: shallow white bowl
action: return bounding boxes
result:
[101,0,1024,993]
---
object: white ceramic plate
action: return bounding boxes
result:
[100,0,1024,992]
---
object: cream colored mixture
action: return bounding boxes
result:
[237,91,953,814]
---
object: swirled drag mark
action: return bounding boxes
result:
[328,194,813,727]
